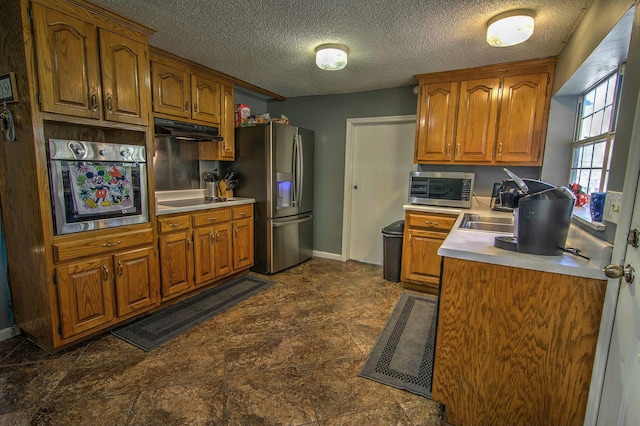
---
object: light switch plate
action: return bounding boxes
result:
[603,191,623,224]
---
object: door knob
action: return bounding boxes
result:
[603,263,635,283]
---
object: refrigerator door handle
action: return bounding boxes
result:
[297,133,304,207]
[291,135,298,207]
[272,215,313,227]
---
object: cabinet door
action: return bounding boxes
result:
[159,231,193,299]
[113,247,158,317]
[151,61,191,119]
[193,226,216,285]
[32,4,101,119]
[401,229,446,288]
[56,257,114,338]
[99,29,150,125]
[495,73,549,164]
[191,74,221,125]
[233,217,254,270]
[219,84,235,160]
[214,222,233,276]
[455,77,500,162]
[415,82,458,162]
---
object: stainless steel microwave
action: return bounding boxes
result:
[408,171,474,208]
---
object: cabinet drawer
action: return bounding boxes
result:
[158,215,191,234]
[192,208,231,227]
[406,212,457,233]
[232,204,253,220]
[53,228,154,263]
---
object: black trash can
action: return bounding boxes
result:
[382,220,404,282]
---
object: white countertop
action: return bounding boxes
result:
[156,189,255,215]
[403,200,612,280]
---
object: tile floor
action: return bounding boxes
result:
[0,258,443,425]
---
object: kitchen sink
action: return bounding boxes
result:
[458,213,514,233]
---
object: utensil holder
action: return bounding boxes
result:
[205,182,216,199]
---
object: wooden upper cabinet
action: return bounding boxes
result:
[414,58,555,166]
[495,73,549,163]
[151,53,223,127]
[99,29,150,125]
[455,77,500,163]
[31,2,151,125]
[414,82,458,162]
[219,83,236,160]
[152,60,191,119]
[33,4,101,119]
[191,73,221,124]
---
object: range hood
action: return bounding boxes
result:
[154,117,223,142]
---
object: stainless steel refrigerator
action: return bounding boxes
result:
[233,123,314,274]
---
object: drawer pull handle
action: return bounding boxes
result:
[117,260,123,276]
[209,232,214,245]
[187,238,192,251]
[215,231,219,243]
[103,265,109,282]
[424,221,439,225]
[168,222,183,227]
[238,212,246,216]
[456,143,460,157]
[101,240,121,247]
[207,217,218,221]
[498,142,504,157]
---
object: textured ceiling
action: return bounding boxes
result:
[91,0,592,98]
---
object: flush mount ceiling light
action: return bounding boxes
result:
[487,10,535,47]
[315,44,348,71]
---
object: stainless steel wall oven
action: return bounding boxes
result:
[47,138,149,235]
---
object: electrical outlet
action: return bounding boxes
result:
[603,191,623,224]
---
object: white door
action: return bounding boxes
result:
[597,169,640,425]
[344,117,415,265]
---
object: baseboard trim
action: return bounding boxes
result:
[312,251,343,261]
[0,326,20,342]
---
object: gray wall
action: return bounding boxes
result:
[609,5,640,191]
[554,0,635,96]
[541,96,578,186]
[234,88,268,117]
[267,86,418,255]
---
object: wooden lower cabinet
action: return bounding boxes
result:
[401,211,457,294]
[433,257,607,426]
[56,256,115,339]
[56,245,159,340]
[231,204,254,270]
[158,204,254,301]
[114,247,159,317]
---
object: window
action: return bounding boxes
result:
[569,68,623,195]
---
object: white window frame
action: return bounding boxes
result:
[569,65,624,195]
